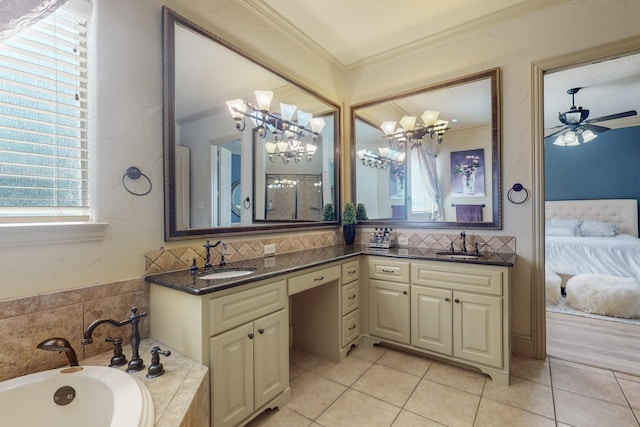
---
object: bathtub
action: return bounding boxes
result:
[0,365,154,427]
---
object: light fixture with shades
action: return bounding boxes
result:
[380,110,450,146]
[357,147,406,170]
[226,90,326,164]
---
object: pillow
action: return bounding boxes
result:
[579,220,618,237]
[546,224,579,236]
[547,218,581,228]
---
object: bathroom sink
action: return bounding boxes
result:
[435,252,484,260]
[198,267,256,280]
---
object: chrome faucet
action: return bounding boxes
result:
[82,306,147,372]
[37,337,79,367]
[460,231,468,253]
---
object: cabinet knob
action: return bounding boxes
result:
[444,297,450,302]
[348,294,357,299]
[258,328,265,334]
[454,298,460,303]
[402,290,407,295]
[248,333,254,339]
[348,324,356,330]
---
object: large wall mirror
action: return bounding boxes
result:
[162,7,340,241]
[351,68,502,229]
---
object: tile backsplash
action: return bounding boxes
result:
[0,278,149,382]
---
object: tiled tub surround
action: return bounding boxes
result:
[144,229,516,276]
[0,277,150,382]
[83,338,209,427]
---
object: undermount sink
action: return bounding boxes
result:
[198,268,256,280]
[435,252,484,260]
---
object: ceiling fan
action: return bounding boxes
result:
[546,87,638,146]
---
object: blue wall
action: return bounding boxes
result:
[545,126,640,228]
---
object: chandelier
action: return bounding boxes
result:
[226,90,326,164]
[380,110,449,146]
[357,146,406,170]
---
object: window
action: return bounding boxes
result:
[0,0,91,222]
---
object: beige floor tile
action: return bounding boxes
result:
[316,389,400,427]
[475,398,555,427]
[482,375,554,418]
[290,348,322,371]
[511,354,551,385]
[287,371,347,419]
[618,371,640,383]
[376,348,431,377]
[246,407,313,427]
[391,410,443,426]
[404,379,480,426]
[290,363,306,382]
[349,342,386,362]
[550,357,615,376]
[309,354,372,386]
[423,361,486,395]
[551,360,627,404]
[554,388,639,427]
[352,363,420,407]
[619,377,640,410]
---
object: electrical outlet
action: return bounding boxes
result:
[263,244,276,256]
[398,236,409,246]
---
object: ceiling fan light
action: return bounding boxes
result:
[564,111,582,124]
[581,129,597,143]
[421,110,439,126]
[254,90,273,111]
[553,135,566,146]
[399,116,417,131]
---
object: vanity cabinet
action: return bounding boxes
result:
[340,260,361,348]
[366,257,511,384]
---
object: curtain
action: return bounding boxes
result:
[413,143,444,221]
[0,0,68,42]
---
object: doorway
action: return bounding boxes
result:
[539,48,640,374]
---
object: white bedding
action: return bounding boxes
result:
[545,234,640,282]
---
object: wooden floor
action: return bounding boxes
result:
[546,311,640,376]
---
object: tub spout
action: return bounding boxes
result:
[37,337,79,367]
[82,317,131,345]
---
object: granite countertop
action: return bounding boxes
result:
[145,245,515,296]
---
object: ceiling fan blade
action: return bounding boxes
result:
[545,126,568,138]
[584,110,638,123]
[583,124,610,134]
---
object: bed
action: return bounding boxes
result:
[545,199,640,283]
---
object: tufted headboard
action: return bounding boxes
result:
[545,199,639,237]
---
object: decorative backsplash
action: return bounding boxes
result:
[144,228,515,275]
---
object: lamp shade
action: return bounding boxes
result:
[276,141,288,153]
[297,111,312,127]
[421,110,439,126]
[357,149,367,160]
[254,90,273,111]
[581,129,597,143]
[226,99,246,119]
[399,116,417,131]
[264,141,277,154]
[309,117,326,133]
[280,103,297,121]
[380,121,397,136]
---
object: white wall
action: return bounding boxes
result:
[1,0,639,355]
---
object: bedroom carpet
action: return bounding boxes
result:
[546,296,640,326]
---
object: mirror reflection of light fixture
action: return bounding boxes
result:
[380,110,450,145]
[357,146,406,170]
[226,90,326,164]
[552,128,598,146]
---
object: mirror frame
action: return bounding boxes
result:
[162,7,341,241]
[350,68,502,229]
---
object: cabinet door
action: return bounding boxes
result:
[411,286,452,355]
[210,323,254,427]
[369,279,410,344]
[254,309,289,409]
[453,291,502,368]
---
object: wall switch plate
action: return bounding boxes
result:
[263,244,276,256]
[398,236,409,246]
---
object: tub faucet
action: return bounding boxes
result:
[37,337,79,367]
[82,306,147,372]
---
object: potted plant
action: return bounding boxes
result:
[342,202,357,245]
[356,203,368,221]
[320,203,334,221]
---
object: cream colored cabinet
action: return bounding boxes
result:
[411,285,452,353]
[210,309,288,427]
[369,279,410,344]
[340,260,360,348]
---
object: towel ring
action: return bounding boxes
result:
[507,183,529,204]
[122,166,152,196]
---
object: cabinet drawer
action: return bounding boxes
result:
[368,258,410,283]
[288,265,341,295]
[342,260,360,284]
[341,280,359,315]
[341,308,360,347]
[412,262,502,296]
[209,280,287,336]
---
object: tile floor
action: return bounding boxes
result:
[248,341,640,427]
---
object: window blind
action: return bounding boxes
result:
[0,0,91,219]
